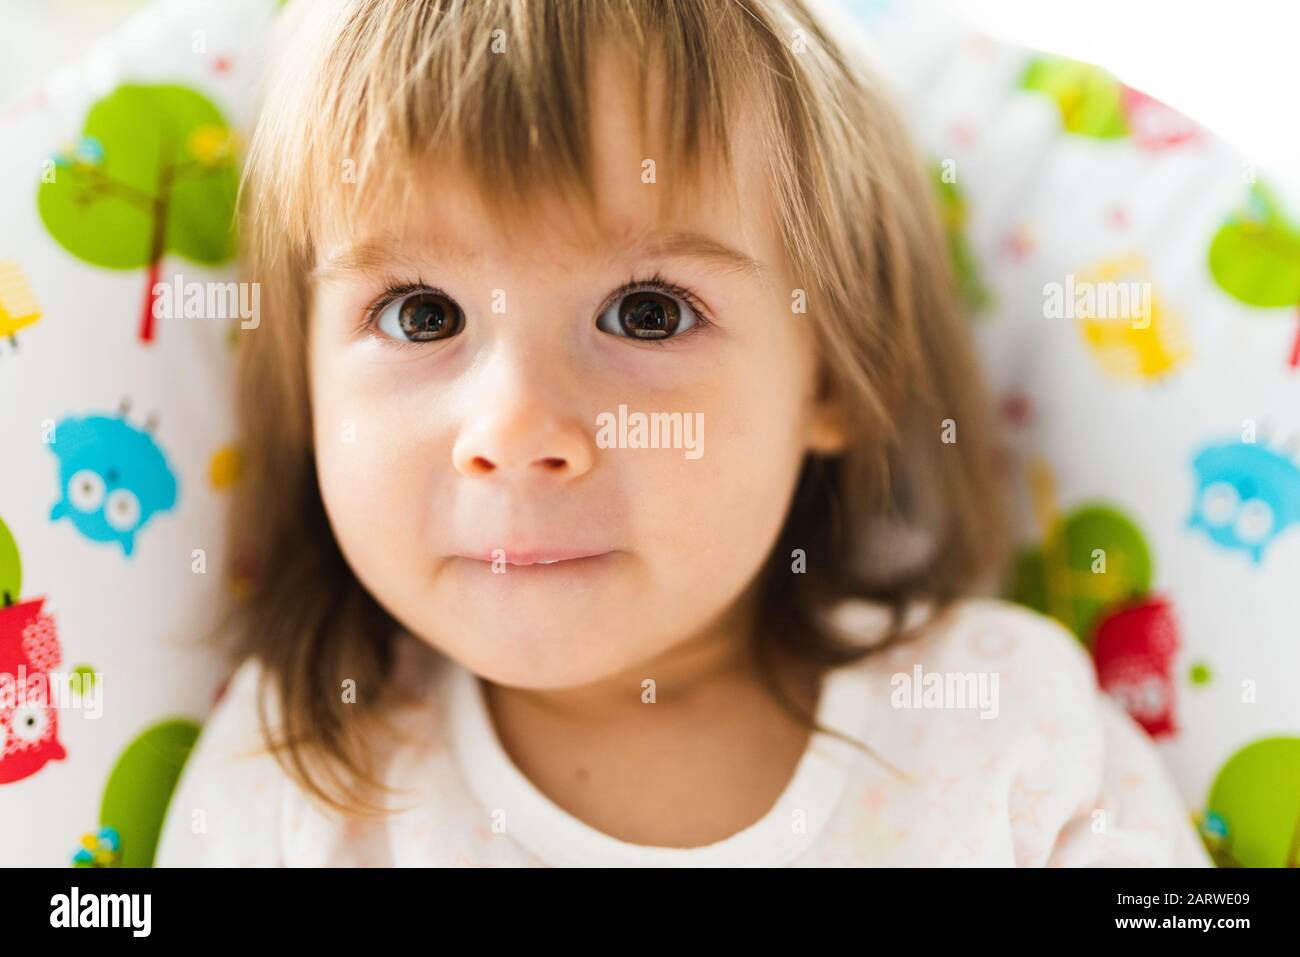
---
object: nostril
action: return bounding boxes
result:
[538,457,566,471]
[471,456,496,474]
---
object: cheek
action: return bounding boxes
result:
[308,336,440,598]
[625,331,816,604]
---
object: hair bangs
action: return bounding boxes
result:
[243,0,787,266]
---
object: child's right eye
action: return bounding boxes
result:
[370,288,466,344]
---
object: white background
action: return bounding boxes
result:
[4,0,1298,176]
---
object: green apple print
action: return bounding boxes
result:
[99,718,201,867]
[932,166,991,313]
[1019,56,1128,139]
[36,83,238,344]
[1208,180,1300,369]
[0,515,21,607]
[1010,504,1152,646]
[1202,737,1300,867]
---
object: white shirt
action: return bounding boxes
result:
[154,598,1212,867]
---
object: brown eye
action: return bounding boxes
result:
[619,292,678,339]
[597,288,699,341]
[375,290,465,342]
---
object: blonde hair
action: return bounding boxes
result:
[226,0,1008,816]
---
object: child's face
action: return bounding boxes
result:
[307,50,846,689]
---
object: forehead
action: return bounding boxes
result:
[313,45,785,285]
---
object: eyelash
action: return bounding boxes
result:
[598,271,715,347]
[360,272,714,348]
[360,276,445,349]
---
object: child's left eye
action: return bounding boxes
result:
[596,282,706,342]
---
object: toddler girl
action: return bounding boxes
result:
[156,0,1210,867]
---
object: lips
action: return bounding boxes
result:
[458,547,612,566]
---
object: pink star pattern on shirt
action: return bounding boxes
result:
[861,782,889,815]
[1009,781,1054,832]
[1035,719,1065,746]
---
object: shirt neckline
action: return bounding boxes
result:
[444,651,874,867]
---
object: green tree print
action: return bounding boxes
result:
[36,83,239,343]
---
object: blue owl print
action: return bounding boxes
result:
[1187,440,1300,565]
[48,413,179,557]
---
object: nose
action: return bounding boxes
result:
[452,397,594,482]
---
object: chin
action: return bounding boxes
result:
[413,604,658,690]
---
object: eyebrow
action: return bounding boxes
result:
[638,230,766,279]
[310,228,766,282]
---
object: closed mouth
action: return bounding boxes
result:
[458,548,613,567]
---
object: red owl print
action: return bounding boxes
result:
[1091,596,1179,738]
[0,597,67,784]
[1119,86,1203,152]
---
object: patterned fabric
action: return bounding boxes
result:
[0,0,274,867]
[828,0,1300,867]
